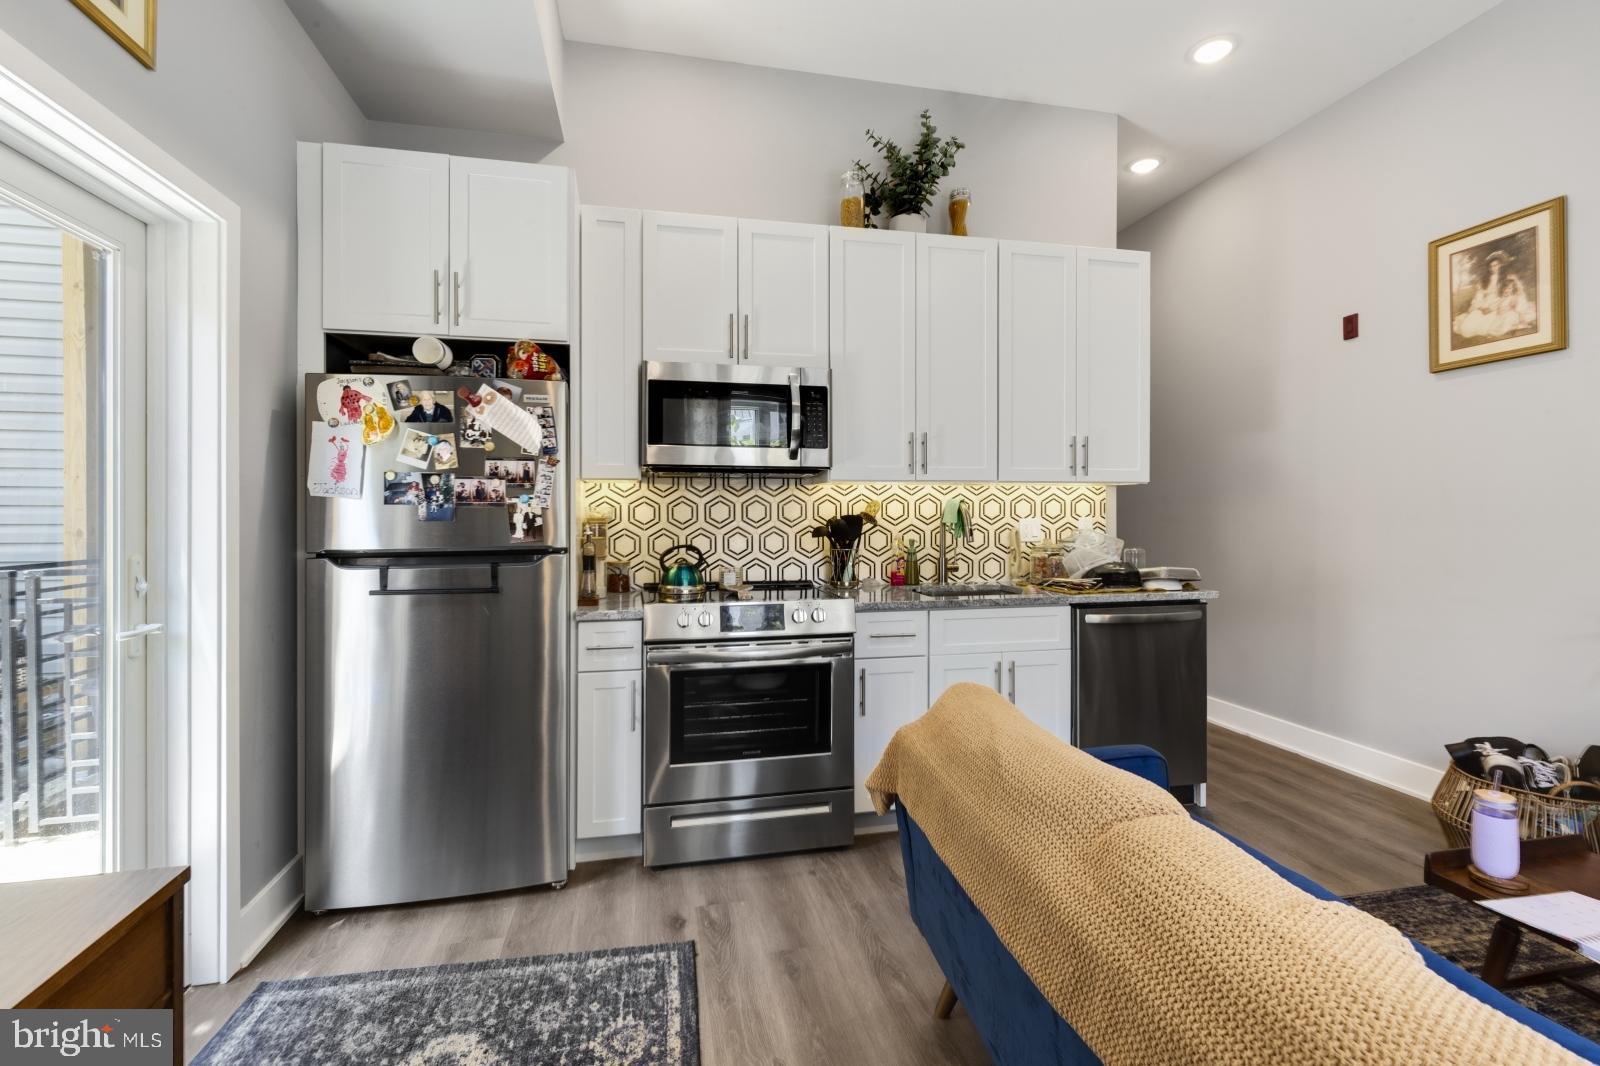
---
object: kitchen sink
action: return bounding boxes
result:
[914,584,1023,599]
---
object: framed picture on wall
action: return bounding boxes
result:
[67,0,157,70]
[1429,196,1567,373]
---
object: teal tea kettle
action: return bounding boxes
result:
[657,543,708,602]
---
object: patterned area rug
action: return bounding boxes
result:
[194,942,699,1065]
[1348,885,1600,1044]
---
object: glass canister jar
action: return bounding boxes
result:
[1469,788,1521,880]
[840,169,866,228]
[948,187,971,236]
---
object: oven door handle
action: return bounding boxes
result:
[646,644,852,668]
[788,372,802,461]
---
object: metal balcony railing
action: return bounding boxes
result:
[1,561,103,845]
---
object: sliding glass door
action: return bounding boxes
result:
[0,143,152,881]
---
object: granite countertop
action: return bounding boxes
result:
[576,585,1217,622]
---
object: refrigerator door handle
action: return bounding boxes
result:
[367,563,501,596]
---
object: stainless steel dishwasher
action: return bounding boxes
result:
[1072,604,1207,804]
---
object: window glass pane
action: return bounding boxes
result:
[0,198,106,881]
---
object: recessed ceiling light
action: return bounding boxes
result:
[1128,158,1162,176]
[1188,36,1236,65]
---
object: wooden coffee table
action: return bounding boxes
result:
[1424,835,1600,1004]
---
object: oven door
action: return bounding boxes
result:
[641,361,830,472]
[644,638,853,806]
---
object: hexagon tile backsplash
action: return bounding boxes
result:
[580,477,1112,587]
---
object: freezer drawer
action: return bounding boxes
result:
[1072,604,1207,789]
[305,553,567,910]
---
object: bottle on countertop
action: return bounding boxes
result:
[904,536,921,587]
[578,531,599,607]
[888,537,908,586]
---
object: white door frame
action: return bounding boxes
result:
[0,32,242,984]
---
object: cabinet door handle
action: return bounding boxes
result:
[727,312,735,359]
[631,679,639,732]
[907,432,915,475]
[1081,435,1088,475]
[453,270,463,326]
[1007,660,1016,702]
[432,270,441,324]
[1070,435,1078,477]
[584,643,637,652]
[859,667,866,717]
[742,313,750,360]
[920,432,928,474]
[993,660,1002,691]
[868,632,919,640]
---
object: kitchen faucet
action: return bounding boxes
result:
[934,497,970,584]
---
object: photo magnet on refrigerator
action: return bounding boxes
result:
[420,474,456,522]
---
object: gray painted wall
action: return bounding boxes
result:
[375,41,1120,248]
[1118,0,1599,768]
[0,0,367,900]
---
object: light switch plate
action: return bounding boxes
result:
[1017,517,1045,542]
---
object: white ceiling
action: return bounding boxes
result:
[557,0,1504,228]
[284,0,567,141]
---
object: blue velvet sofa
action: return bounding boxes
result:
[896,744,1600,1065]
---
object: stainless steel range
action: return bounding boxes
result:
[641,582,855,867]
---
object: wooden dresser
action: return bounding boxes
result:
[0,867,188,1063]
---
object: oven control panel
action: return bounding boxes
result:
[643,599,855,642]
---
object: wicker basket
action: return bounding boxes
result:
[1430,761,1600,852]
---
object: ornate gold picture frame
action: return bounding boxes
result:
[1429,196,1566,373]
[68,0,157,70]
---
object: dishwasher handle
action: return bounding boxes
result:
[1081,608,1203,626]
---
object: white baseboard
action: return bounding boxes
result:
[234,855,303,975]
[1208,696,1439,801]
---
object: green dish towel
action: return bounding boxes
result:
[942,497,967,539]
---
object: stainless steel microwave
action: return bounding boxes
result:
[640,362,831,473]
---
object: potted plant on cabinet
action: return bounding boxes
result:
[854,109,966,232]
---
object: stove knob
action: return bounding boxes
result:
[697,611,712,627]
[811,607,827,623]
[676,610,691,628]
[791,608,807,623]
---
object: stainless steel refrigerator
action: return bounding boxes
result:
[303,373,568,911]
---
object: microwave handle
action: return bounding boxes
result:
[788,372,802,460]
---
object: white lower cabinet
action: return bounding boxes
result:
[575,669,642,840]
[854,656,929,813]
[1005,649,1071,738]
[929,651,1003,699]
[926,607,1073,742]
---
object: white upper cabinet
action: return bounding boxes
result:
[999,242,1079,482]
[321,145,571,340]
[449,157,569,341]
[580,207,642,480]
[323,144,449,336]
[642,211,738,363]
[917,235,998,481]
[829,228,917,481]
[739,220,828,368]
[1077,247,1150,484]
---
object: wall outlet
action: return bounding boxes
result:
[1017,517,1045,542]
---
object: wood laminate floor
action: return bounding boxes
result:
[185,726,1447,1064]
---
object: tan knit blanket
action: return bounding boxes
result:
[865,684,1583,1066]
